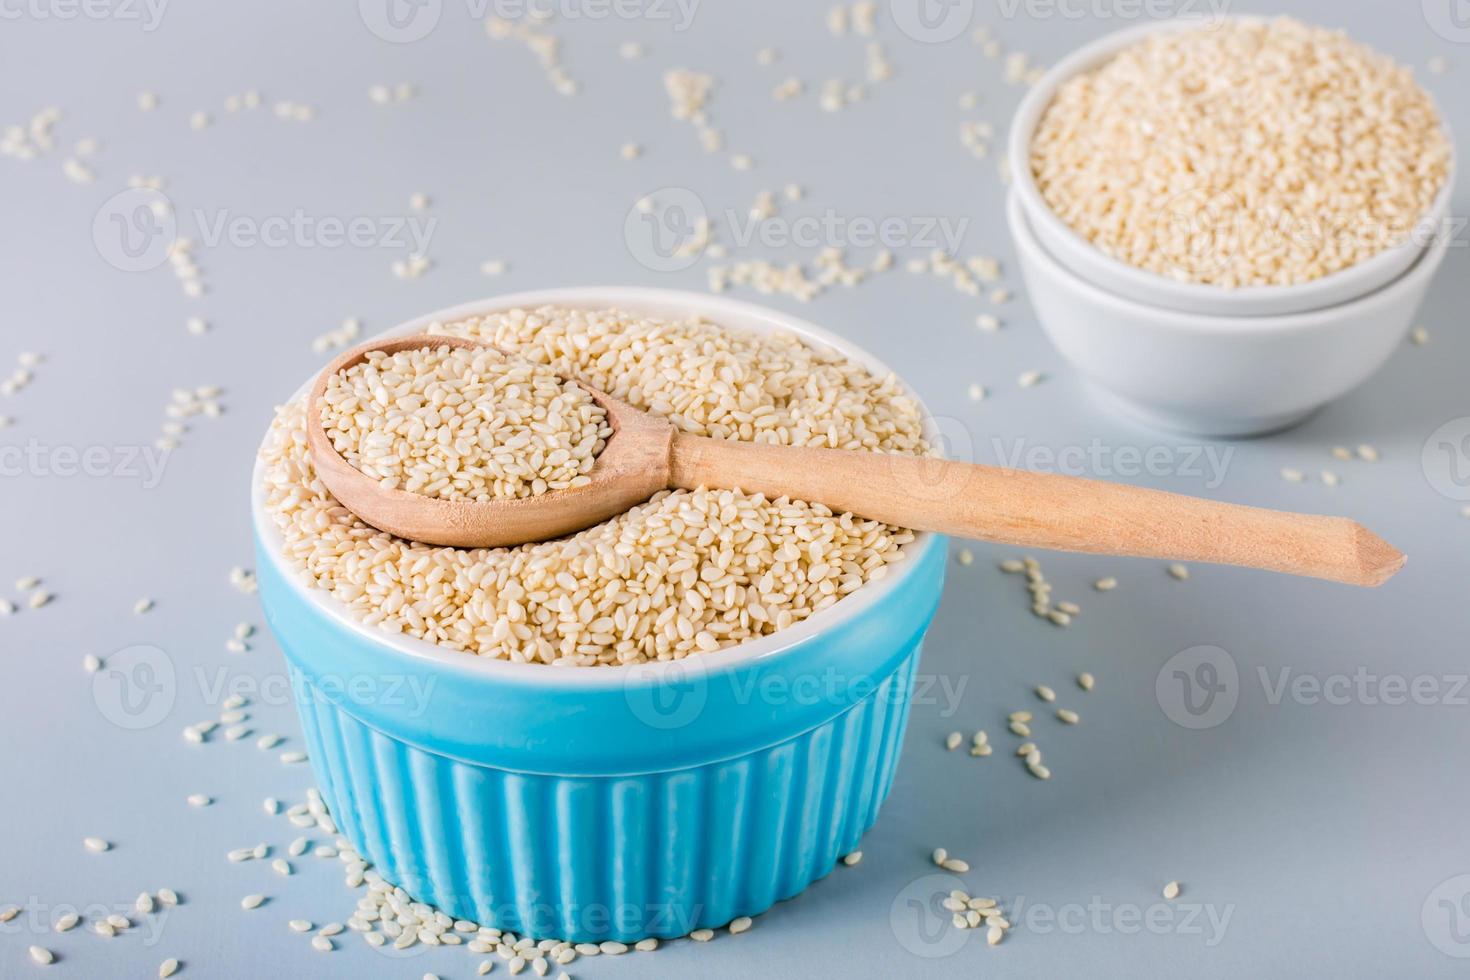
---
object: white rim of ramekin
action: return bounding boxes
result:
[1007,14,1457,313]
[250,287,944,689]
[1007,188,1452,333]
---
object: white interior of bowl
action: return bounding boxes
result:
[1007,15,1457,315]
[250,287,944,689]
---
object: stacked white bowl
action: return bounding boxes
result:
[1006,19,1455,438]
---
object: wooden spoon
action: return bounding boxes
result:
[307,335,1405,587]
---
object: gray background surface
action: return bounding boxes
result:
[2,1,1468,977]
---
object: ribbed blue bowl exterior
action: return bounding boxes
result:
[257,531,945,943]
[289,644,922,940]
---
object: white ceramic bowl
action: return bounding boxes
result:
[1007,190,1450,437]
[1008,17,1456,318]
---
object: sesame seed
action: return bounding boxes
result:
[1017,370,1043,387]
[83,654,102,673]
[134,598,154,614]
[1280,467,1304,482]
[1331,446,1353,461]
[1167,563,1190,581]
[1321,470,1341,487]
[1057,708,1080,725]
[15,575,39,589]
[967,382,987,401]
[83,837,110,853]
[311,936,334,952]
[159,958,180,978]
[1357,444,1379,462]
[957,548,974,566]
[241,894,266,910]
[1031,19,1449,287]
[29,946,54,965]
[289,920,313,933]
[689,928,715,942]
[137,892,155,914]
[1410,326,1430,345]
[53,914,78,933]
[1036,684,1056,702]
[157,889,179,906]
[138,92,158,110]
[842,851,863,866]
[28,591,52,609]
[1163,880,1182,900]
[945,731,962,751]
[941,858,970,873]
[1078,672,1095,692]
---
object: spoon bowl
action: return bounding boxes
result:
[307,334,676,548]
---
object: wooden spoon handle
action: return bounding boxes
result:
[667,433,1404,587]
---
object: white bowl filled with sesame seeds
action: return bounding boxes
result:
[251,287,948,943]
[1008,16,1455,318]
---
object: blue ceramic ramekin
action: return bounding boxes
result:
[252,288,947,942]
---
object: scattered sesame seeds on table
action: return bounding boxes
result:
[1,3,1465,979]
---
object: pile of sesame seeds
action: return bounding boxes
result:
[999,556,1081,627]
[217,788,759,974]
[262,306,926,664]
[319,345,611,502]
[1030,17,1451,287]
